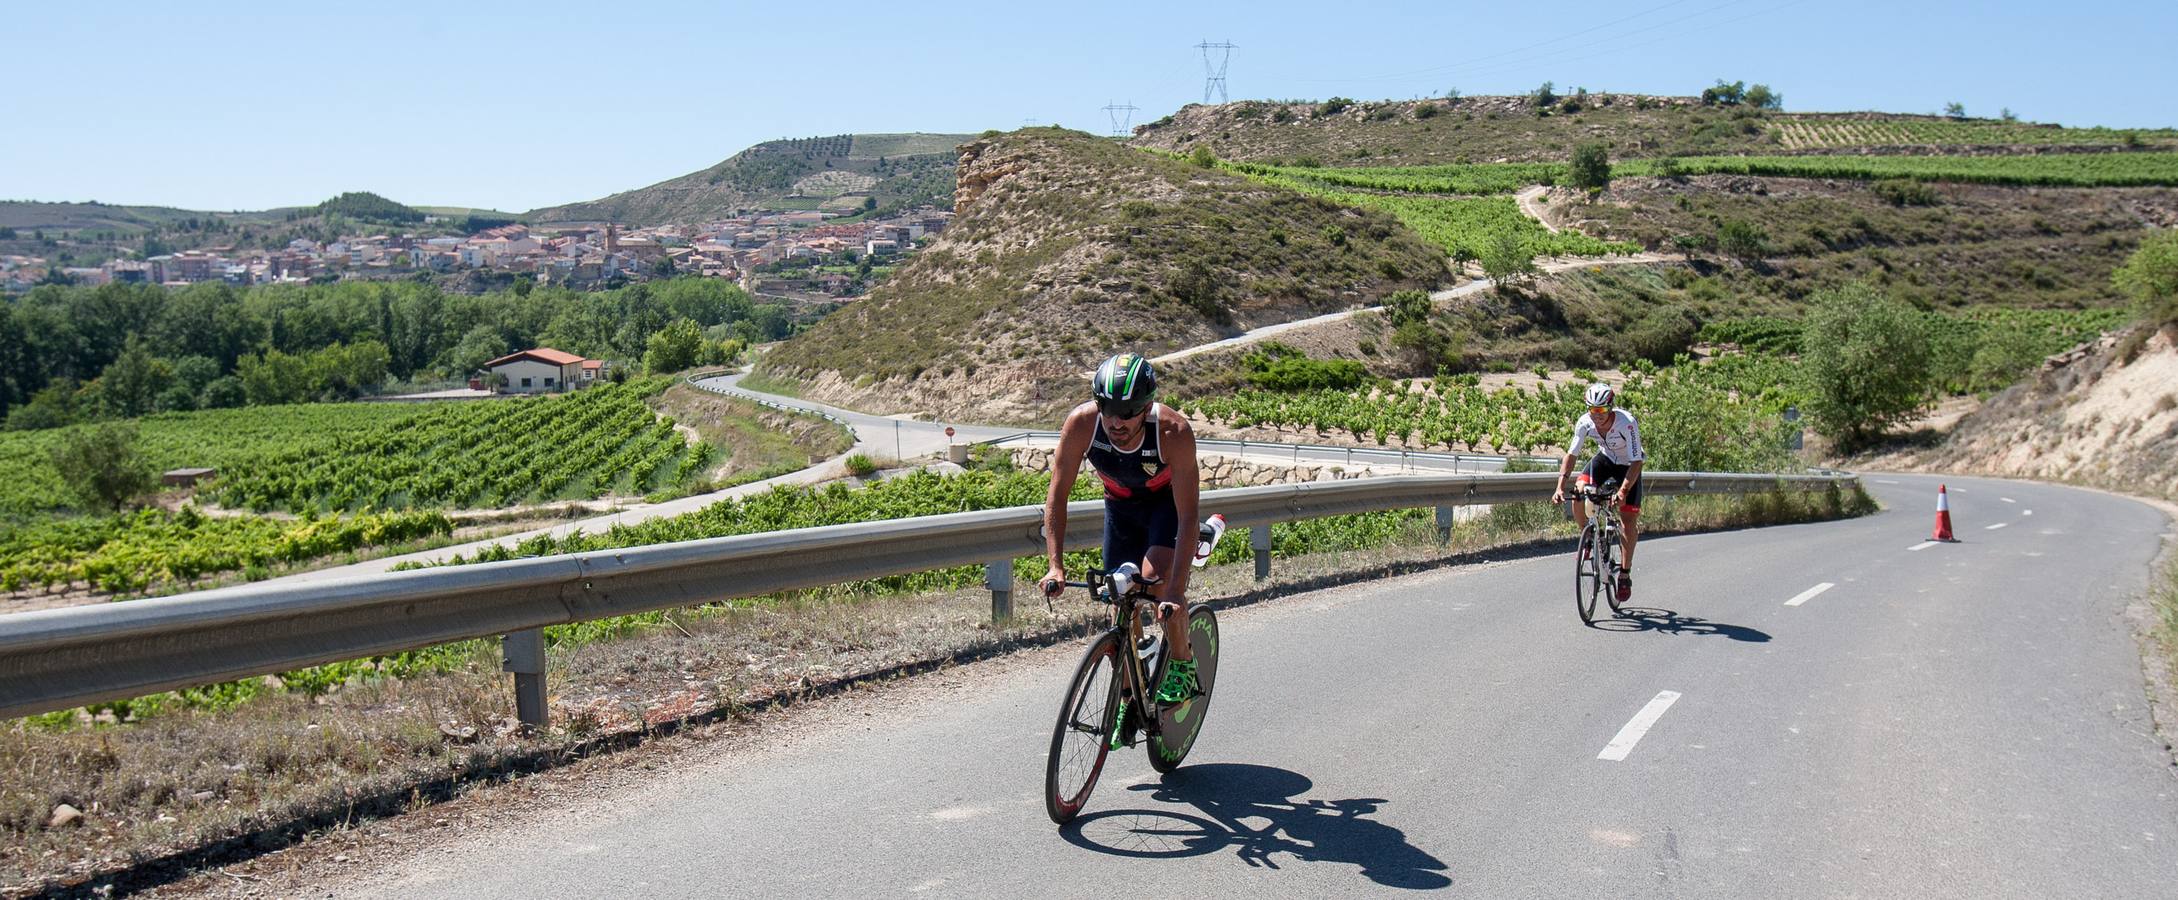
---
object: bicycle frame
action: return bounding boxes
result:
[1068,567,1172,738]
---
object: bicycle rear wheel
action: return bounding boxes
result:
[1046,631,1121,825]
[1574,522,1602,625]
[1148,606,1219,773]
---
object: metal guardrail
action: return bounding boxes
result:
[0,470,1856,725]
[979,431,1557,472]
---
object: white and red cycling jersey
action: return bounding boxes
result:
[1568,408,1645,467]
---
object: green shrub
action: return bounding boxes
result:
[1570,143,1611,191]
[51,422,154,512]
[2114,229,2178,328]
[845,454,877,476]
[1716,219,1770,264]
[1626,306,1702,365]
[1872,179,1939,207]
[1317,97,1354,118]
[1799,283,1933,450]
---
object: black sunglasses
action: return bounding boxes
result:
[1097,398,1151,419]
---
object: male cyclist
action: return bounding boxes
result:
[1551,382,1646,603]
[1039,353,1203,707]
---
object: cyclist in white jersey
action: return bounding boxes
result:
[1551,383,1646,603]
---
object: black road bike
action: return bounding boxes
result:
[1044,528,1224,825]
[1573,478,1627,625]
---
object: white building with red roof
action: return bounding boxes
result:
[481,347,591,393]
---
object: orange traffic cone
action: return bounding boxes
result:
[1931,484,1959,542]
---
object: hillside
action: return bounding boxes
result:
[0,200,281,234]
[1867,325,2178,502]
[751,128,1446,423]
[525,133,974,225]
[1132,96,2178,167]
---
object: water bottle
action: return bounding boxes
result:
[1192,514,1226,568]
[1111,562,1140,597]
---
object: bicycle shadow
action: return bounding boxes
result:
[1059,763,1452,889]
[1592,606,1772,642]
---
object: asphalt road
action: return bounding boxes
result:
[348,473,2178,898]
[693,372,1021,459]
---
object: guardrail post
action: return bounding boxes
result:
[501,628,547,730]
[1251,524,1272,581]
[1435,505,1455,546]
[986,559,1013,622]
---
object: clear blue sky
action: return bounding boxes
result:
[4,1,2171,213]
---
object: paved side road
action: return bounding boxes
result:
[341,473,2178,898]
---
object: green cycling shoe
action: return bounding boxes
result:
[1155,658,1201,705]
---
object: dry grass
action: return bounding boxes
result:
[0,485,1866,896]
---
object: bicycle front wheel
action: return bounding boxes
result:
[1046,631,1121,825]
[1148,605,1219,773]
[1574,523,1601,625]
[1600,524,1624,615]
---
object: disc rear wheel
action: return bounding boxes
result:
[1147,606,1219,773]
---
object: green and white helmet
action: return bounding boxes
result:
[1092,353,1157,418]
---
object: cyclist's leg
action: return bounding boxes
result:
[1618,476,1643,571]
[1103,498,1150,575]
[1137,501,1190,662]
[1573,457,1601,537]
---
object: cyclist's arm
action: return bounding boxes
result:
[1159,415,1201,608]
[1619,415,1645,499]
[1555,419,1588,498]
[1042,404,1095,578]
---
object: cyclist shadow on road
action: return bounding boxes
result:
[1059,763,1452,889]
[1594,606,1771,642]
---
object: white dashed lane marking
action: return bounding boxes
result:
[1785,583,1835,607]
[1598,691,1682,762]
[1909,541,1939,551]
[1986,522,2009,531]
[2001,497,2016,504]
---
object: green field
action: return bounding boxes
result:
[1623,152,2178,187]
[1220,160,1641,259]
[0,380,716,595]
[1181,352,1801,471]
[1775,117,2178,149]
[1244,152,2178,197]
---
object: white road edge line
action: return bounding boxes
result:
[1785,582,1835,607]
[1909,541,1939,551]
[1874,479,1900,484]
[1598,691,1682,762]
[1985,522,2009,531]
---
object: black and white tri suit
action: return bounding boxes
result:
[1085,404,1178,568]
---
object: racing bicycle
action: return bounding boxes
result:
[1572,478,1627,625]
[1043,521,1225,825]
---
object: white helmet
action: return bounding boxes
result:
[1584,382,1616,408]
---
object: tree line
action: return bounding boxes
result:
[0,276,795,429]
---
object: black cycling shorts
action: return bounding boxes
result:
[1579,456,1645,512]
[1102,495,1178,570]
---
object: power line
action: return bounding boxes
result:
[1101,100,1141,137]
[1196,40,1237,104]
